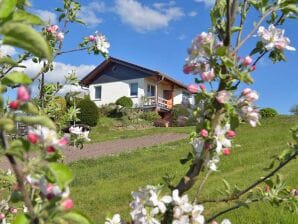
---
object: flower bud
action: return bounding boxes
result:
[216,90,231,104]
[52,25,59,32]
[61,198,74,210]
[9,100,19,110]
[242,88,252,96]
[27,133,39,144]
[243,56,253,66]
[187,84,199,94]
[199,129,208,138]
[183,65,192,74]
[199,84,206,91]
[0,213,5,220]
[291,189,298,196]
[223,148,231,155]
[246,91,259,102]
[265,185,270,193]
[250,65,256,71]
[226,130,236,139]
[10,208,17,214]
[17,85,30,102]
[89,35,95,42]
[47,146,56,153]
[211,221,218,224]
[201,69,215,82]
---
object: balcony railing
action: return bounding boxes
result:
[142,96,173,111]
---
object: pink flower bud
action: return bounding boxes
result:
[61,198,74,210]
[216,90,231,104]
[57,32,64,41]
[211,221,218,224]
[265,185,270,193]
[187,84,199,94]
[199,84,206,91]
[201,69,215,82]
[17,85,30,102]
[27,133,39,144]
[242,88,252,96]
[89,35,95,42]
[9,100,19,110]
[291,189,298,196]
[183,65,192,74]
[10,208,17,214]
[226,130,236,139]
[52,25,59,32]
[243,56,253,66]
[223,148,231,155]
[58,136,68,146]
[47,146,56,153]
[199,129,208,138]
[250,65,256,71]
[246,91,259,102]
[0,213,5,220]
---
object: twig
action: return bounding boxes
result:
[224,0,231,47]
[194,170,212,203]
[198,149,298,203]
[235,0,248,52]
[56,47,88,56]
[232,6,277,54]
[0,130,37,222]
[206,199,259,223]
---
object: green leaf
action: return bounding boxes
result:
[15,115,56,130]
[55,7,64,12]
[0,0,16,19]
[1,72,32,86]
[49,163,74,189]
[0,118,14,132]
[231,26,242,33]
[0,57,19,66]
[13,10,44,25]
[58,13,66,22]
[19,102,39,114]
[61,212,92,224]
[215,46,227,56]
[0,21,51,60]
[75,18,85,25]
[283,4,298,15]
[13,214,29,224]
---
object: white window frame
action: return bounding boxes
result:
[130,82,138,97]
[94,85,102,100]
[147,84,155,97]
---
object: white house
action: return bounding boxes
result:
[80,57,194,114]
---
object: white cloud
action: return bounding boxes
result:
[115,0,184,33]
[16,60,95,83]
[79,1,106,27]
[194,0,215,7]
[178,34,186,40]
[34,9,57,24]
[0,45,17,57]
[188,11,198,17]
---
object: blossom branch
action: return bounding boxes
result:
[194,170,212,202]
[206,199,259,223]
[232,6,277,54]
[235,0,248,51]
[56,47,88,56]
[0,130,37,222]
[224,0,231,46]
[198,149,298,203]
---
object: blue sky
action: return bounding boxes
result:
[11,0,298,114]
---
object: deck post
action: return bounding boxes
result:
[155,82,158,112]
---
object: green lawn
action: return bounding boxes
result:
[70,115,298,223]
[88,117,194,143]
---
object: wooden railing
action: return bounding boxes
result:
[142,96,173,110]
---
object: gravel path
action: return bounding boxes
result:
[0,133,188,169]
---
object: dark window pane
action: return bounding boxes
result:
[151,85,155,96]
[95,86,101,99]
[130,83,138,96]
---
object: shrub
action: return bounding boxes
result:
[290,104,298,115]
[260,107,278,118]
[98,103,118,117]
[115,96,133,108]
[77,97,99,126]
[140,111,161,122]
[172,104,191,126]
[154,119,169,127]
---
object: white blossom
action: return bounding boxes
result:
[214,124,232,154]
[207,156,220,171]
[95,32,110,54]
[221,219,232,224]
[105,214,122,224]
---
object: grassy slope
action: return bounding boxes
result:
[70,116,298,223]
[88,117,194,143]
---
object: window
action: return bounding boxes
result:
[94,86,101,100]
[130,83,138,96]
[147,84,155,96]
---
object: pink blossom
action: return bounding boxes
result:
[183,65,192,74]
[9,100,19,110]
[250,65,256,71]
[211,221,218,224]
[199,84,206,91]
[47,146,56,153]
[27,133,39,144]
[46,25,59,34]
[57,32,64,41]
[0,213,5,220]
[187,84,199,94]
[216,90,231,104]
[246,91,259,102]
[199,129,208,138]
[226,130,236,139]
[89,35,95,42]
[52,25,59,32]
[10,208,17,214]
[17,85,30,101]
[291,189,298,197]
[201,69,215,82]
[223,148,231,155]
[61,198,74,210]
[243,56,252,66]
[242,88,252,96]
[58,136,68,146]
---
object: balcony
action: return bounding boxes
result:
[142,96,173,111]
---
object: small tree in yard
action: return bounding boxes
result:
[77,97,99,127]
[115,96,133,108]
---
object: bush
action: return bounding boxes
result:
[115,96,133,108]
[290,104,298,115]
[260,107,278,118]
[172,104,191,126]
[140,111,161,122]
[98,103,118,117]
[77,98,99,126]
[154,119,169,127]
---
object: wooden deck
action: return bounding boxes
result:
[142,96,173,111]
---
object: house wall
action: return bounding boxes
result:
[89,78,145,107]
